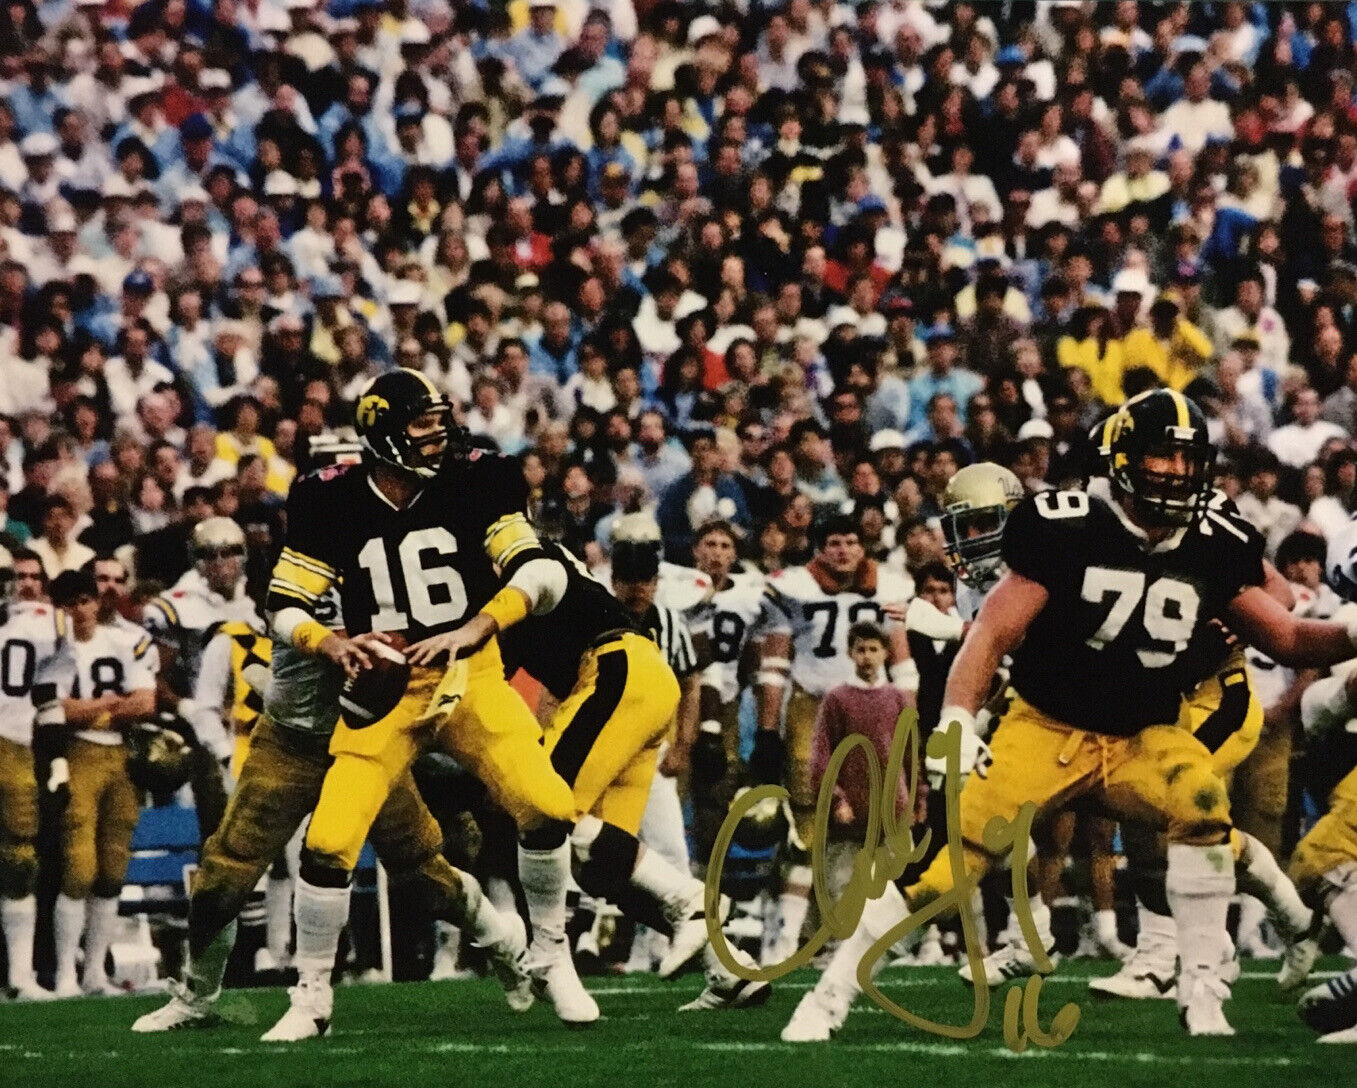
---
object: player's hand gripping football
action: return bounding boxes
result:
[407,614,497,667]
[319,631,399,679]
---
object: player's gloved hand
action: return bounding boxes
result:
[46,756,70,801]
[691,721,728,783]
[748,728,786,786]
[904,598,966,642]
[925,706,989,788]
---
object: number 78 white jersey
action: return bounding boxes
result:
[761,565,911,697]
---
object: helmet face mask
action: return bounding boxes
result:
[940,462,1023,590]
[1107,391,1213,530]
[356,372,457,480]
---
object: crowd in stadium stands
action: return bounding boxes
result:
[7,0,1357,981]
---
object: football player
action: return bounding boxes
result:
[783,389,1357,1040]
[0,547,67,999]
[142,518,261,839]
[755,514,914,964]
[132,595,530,1035]
[682,519,766,877]
[259,369,582,1038]
[406,515,768,1011]
[48,569,156,997]
[1287,599,1357,1043]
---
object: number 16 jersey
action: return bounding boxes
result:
[1000,488,1266,737]
[268,451,527,641]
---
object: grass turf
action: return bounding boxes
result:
[0,959,1350,1088]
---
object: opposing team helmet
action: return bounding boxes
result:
[354,369,455,479]
[1106,388,1214,527]
[191,516,246,565]
[940,463,1023,589]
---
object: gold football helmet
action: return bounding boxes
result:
[940,462,1024,588]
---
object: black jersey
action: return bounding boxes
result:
[496,540,640,700]
[268,450,526,641]
[1000,488,1266,737]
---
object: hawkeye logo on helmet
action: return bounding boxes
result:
[356,394,389,429]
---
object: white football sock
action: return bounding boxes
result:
[2,895,38,987]
[189,919,236,999]
[1234,831,1311,939]
[777,864,813,949]
[53,894,86,986]
[265,875,294,966]
[485,876,517,917]
[1235,894,1266,947]
[459,872,511,949]
[292,877,350,982]
[1137,903,1176,946]
[518,842,570,950]
[1166,843,1234,977]
[820,882,906,996]
[84,896,119,985]
[1094,908,1120,949]
[1325,871,1357,953]
[630,845,702,922]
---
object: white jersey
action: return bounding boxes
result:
[58,622,157,746]
[682,568,765,704]
[263,586,345,738]
[0,602,66,746]
[762,564,912,697]
[143,567,262,697]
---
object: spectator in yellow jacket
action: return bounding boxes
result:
[1057,303,1125,406]
[1120,294,1214,391]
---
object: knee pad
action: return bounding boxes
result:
[299,847,353,889]
[572,819,639,901]
[1165,763,1231,844]
[0,841,37,898]
[519,819,570,852]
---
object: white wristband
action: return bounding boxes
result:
[699,719,722,736]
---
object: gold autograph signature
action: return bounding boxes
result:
[703,710,1081,1052]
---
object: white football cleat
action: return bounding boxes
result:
[1178,969,1234,1037]
[1278,934,1321,993]
[131,980,217,1031]
[912,926,947,966]
[1318,1024,1357,1044]
[83,973,122,997]
[1090,934,1177,1001]
[528,945,598,1026]
[260,976,333,1042]
[658,889,722,980]
[678,942,771,1011]
[477,909,533,1012]
[11,978,57,1002]
[781,984,852,1042]
[957,940,1058,988]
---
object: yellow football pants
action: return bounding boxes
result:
[61,739,139,900]
[1182,650,1262,778]
[908,694,1232,908]
[0,737,37,899]
[1290,765,1357,895]
[306,638,576,871]
[543,632,680,836]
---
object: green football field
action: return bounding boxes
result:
[0,960,1350,1088]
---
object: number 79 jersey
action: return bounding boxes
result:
[761,564,912,697]
[268,451,526,640]
[1001,488,1266,737]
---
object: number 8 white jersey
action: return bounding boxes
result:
[762,564,912,697]
[0,602,65,747]
[679,569,766,704]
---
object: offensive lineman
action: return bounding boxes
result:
[781,389,1357,1040]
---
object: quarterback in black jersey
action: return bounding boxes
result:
[408,526,769,1011]
[262,370,584,1036]
[782,390,1357,1043]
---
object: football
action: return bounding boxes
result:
[338,636,412,728]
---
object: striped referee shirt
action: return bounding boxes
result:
[641,602,700,678]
